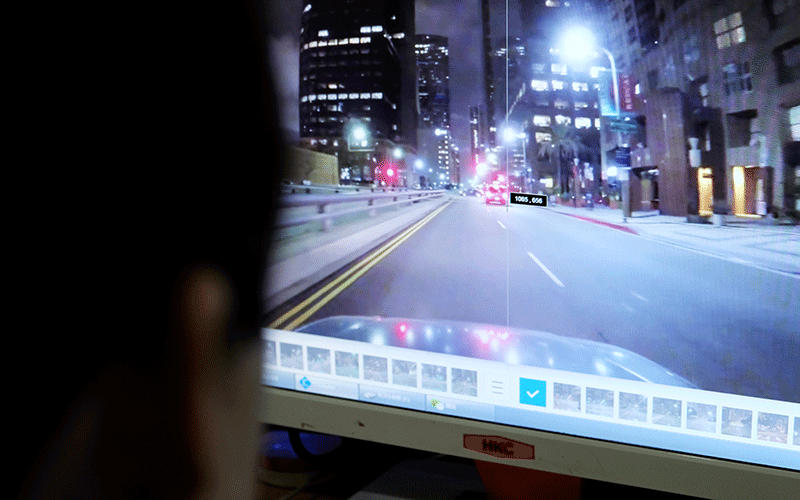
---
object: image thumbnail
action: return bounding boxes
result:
[307,347,331,374]
[586,387,614,417]
[335,351,359,378]
[451,368,477,396]
[721,407,752,438]
[687,402,717,433]
[364,355,388,383]
[422,363,447,392]
[757,412,788,443]
[652,397,681,428]
[392,359,417,387]
[619,392,647,422]
[266,340,277,366]
[553,383,581,412]
[280,343,303,369]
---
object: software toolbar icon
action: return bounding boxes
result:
[519,378,546,407]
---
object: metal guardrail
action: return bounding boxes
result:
[280,182,415,195]
[276,189,445,231]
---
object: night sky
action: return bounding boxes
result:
[266,0,523,173]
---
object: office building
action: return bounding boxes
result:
[518,0,603,194]
[602,0,800,218]
[416,34,453,186]
[298,0,416,184]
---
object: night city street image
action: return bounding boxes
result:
[263,0,800,417]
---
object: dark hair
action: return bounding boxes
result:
[15,1,284,495]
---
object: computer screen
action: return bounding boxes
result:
[260,0,800,497]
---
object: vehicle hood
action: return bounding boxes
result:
[295,316,696,388]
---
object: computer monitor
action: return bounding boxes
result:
[259,0,800,498]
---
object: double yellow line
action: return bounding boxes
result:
[268,201,451,331]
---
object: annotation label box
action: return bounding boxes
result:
[509,192,548,207]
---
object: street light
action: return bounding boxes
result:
[562,27,627,219]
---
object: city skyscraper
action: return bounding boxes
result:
[298,0,415,183]
[416,34,453,186]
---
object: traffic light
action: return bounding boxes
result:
[376,162,399,186]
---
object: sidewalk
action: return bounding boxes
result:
[545,203,800,276]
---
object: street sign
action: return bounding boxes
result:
[509,192,548,207]
[608,117,640,134]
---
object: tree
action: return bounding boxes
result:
[536,123,585,197]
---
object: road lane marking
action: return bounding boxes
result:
[527,252,565,288]
[497,220,506,229]
[269,201,451,329]
[621,303,633,312]
[281,201,452,330]
[632,292,648,302]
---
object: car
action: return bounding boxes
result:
[484,184,507,205]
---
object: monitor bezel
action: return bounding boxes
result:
[260,386,799,499]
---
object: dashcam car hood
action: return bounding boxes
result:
[294,316,696,388]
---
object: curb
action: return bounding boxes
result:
[556,211,639,235]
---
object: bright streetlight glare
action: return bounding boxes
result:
[477,162,489,176]
[504,127,517,143]
[393,147,402,159]
[387,168,394,177]
[353,126,367,141]
[562,26,595,60]
[415,159,424,169]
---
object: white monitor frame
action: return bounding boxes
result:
[260,386,799,499]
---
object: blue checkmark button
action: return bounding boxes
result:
[519,378,546,407]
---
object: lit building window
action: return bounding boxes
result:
[349,37,359,44]
[554,98,569,110]
[551,80,565,90]
[309,41,318,48]
[318,30,328,37]
[360,37,370,43]
[530,79,549,91]
[723,62,752,95]
[594,118,601,128]
[715,12,745,49]
[371,26,383,32]
[301,96,308,102]
[551,63,567,75]
[338,93,347,99]
[318,94,327,100]
[546,0,560,6]
[318,41,327,47]
[533,115,551,126]
[393,33,405,39]
[304,4,311,13]
[574,101,589,109]
[371,92,383,99]
[360,26,371,33]
[360,93,370,99]
[575,117,592,128]
[338,38,349,45]
[789,105,800,141]
[536,132,552,143]
[635,83,641,95]
[590,66,603,78]
[555,115,571,126]
[532,63,546,74]
[349,93,359,99]
[572,82,588,92]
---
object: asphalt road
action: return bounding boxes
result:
[277,194,800,403]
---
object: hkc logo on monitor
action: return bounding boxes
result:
[463,435,535,460]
